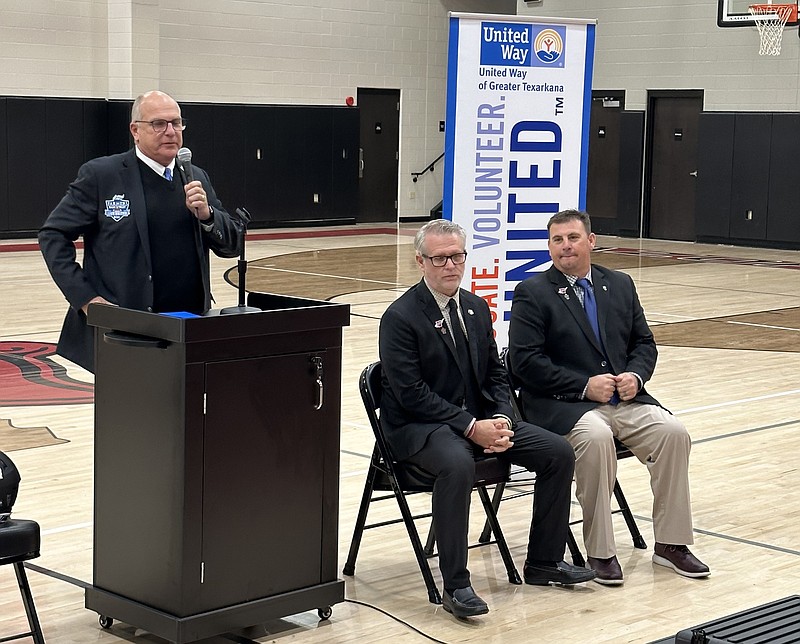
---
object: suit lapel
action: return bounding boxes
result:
[415,282,459,363]
[122,150,152,270]
[548,266,604,353]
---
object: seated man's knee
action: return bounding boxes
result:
[437,450,477,489]
[659,415,691,448]
[571,418,615,455]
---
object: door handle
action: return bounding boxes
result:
[311,355,324,410]
[358,148,364,178]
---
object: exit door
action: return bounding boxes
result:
[357,88,400,223]
[646,91,704,241]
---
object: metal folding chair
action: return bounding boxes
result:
[342,361,522,605]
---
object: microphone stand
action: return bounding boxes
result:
[220,208,261,315]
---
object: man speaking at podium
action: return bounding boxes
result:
[39,90,241,373]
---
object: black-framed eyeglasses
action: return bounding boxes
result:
[134,118,187,133]
[422,252,467,267]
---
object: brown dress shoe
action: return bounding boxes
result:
[586,555,624,586]
[652,543,710,578]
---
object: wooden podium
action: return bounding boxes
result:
[84,293,349,643]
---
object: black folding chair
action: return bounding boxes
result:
[498,349,646,566]
[0,519,46,644]
[342,361,522,605]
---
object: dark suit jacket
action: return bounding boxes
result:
[379,280,513,461]
[507,264,660,436]
[38,149,241,371]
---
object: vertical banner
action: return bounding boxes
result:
[443,12,596,348]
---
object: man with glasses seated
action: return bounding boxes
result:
[39,90,241,372]
[378,219,595,620]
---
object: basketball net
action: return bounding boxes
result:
[749,4,795,55]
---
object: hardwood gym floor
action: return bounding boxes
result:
[1,225,798,643]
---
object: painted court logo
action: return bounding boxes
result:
[480,21,566,68]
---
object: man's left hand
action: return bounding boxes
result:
[614,372,639,401]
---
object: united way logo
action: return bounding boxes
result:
[104,194,130,222]
[479,22,566,68]
[534,27,564,65]
[480,22,532,66]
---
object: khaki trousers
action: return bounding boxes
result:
[565,402,694,558]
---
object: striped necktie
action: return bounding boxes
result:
[164,167,172,181]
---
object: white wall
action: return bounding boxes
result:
[517,0,800,111]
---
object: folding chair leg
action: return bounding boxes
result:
[612,479,647,549]
[423,524,436,557]
[342,458,381,576]
[478,481,506,544]
[13,562,46,644]
[389,479,442,605]
[566,527,585,567]
[476,487,522,585]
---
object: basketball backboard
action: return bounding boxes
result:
[718,0,798,26]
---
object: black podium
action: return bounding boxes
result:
[84,293,349,643]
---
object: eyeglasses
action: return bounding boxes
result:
[134,118,188,133]
[422,252,467,267]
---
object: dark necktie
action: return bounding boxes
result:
[164,167,172,181]
[447,298,470,369]
[576,278,619,405]
[447,298,481,414]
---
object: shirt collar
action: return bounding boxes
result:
[423,278,461,312]
[135,146,175,177]
[561,269,592,288]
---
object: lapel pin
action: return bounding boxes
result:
[602,285,608,291]
[467,309,474,315]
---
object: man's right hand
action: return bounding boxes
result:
[586,373,618,403]
[81,296,114,315]
[471,418,515,454]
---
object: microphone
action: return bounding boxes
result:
[177,147,194,182]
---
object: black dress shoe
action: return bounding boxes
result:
[442,586,489,618]
[523,560,597,586]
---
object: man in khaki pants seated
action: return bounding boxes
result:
[508,209,709,586]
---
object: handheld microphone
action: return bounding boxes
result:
[177,147,194,182]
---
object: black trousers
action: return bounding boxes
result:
[403,421,575,590]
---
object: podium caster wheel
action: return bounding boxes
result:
[318,606,332,620]
[99,615,114,629]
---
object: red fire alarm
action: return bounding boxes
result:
[345,96,355,107]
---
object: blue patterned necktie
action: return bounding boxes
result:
[576,278,601,342]
[576,278,619,405]
[164,167,172,181]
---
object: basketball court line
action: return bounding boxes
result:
[675,389,800,415]
[727,320,800,332]
[248,264,405,288]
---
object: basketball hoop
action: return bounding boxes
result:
[749,3,797,55]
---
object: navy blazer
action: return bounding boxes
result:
[378,280,513,461]
[507,264,660,436]
[39,149,241,371]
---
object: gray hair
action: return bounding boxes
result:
[413,219,467,255]
[547,209,592,235]
[130,90,177,122]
